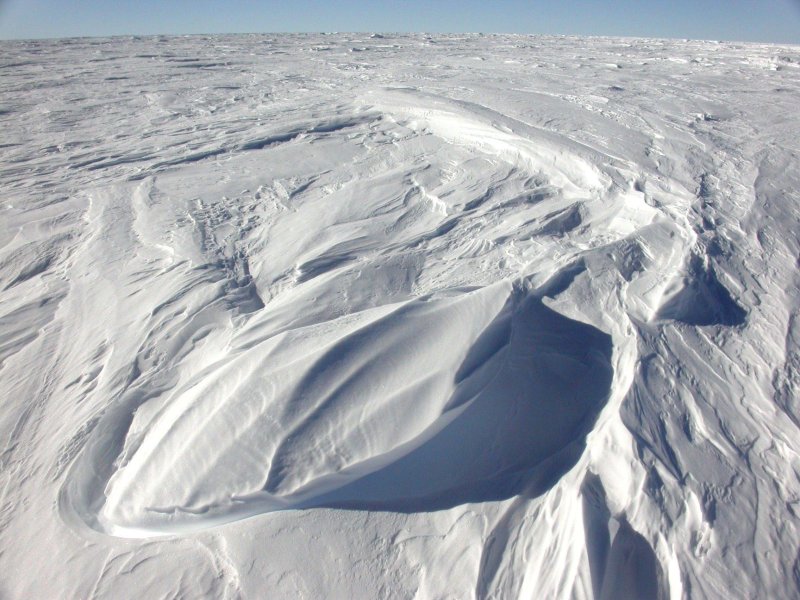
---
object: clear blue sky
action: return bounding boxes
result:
[1,0,799,43]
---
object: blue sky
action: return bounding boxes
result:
[1,0,799,43]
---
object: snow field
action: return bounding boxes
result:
[1,33,799,599]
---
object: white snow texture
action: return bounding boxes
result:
[1,33,800,599]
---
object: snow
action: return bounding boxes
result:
[1,32,799,599]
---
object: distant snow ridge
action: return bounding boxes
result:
[2,34,799,600]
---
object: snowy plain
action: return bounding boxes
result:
[1,32,800,599]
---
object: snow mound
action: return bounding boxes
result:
[80,282,612,535]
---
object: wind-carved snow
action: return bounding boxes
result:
[1,34,799,600]
[57,92,626,536]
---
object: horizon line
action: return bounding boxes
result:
[2,30,798,47]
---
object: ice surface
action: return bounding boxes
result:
[1,33,800,599]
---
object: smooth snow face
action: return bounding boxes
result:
[1,33,799,600]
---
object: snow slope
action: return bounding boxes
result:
[1,33,799,599]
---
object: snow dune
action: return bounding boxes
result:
[1,33,799,599]
[86,282,613,535]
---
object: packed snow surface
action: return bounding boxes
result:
[1,33,800,599]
